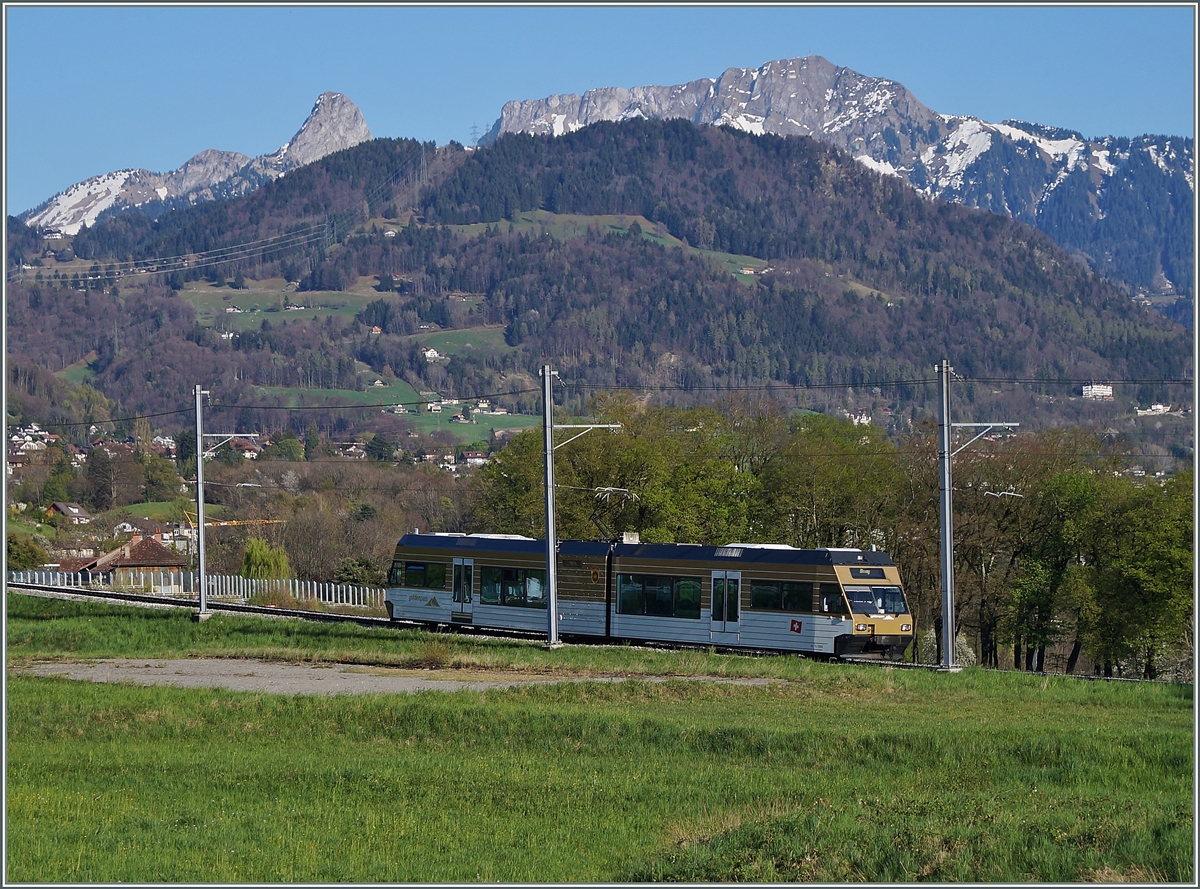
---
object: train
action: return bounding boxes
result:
[384,532,914,660]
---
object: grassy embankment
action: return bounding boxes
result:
[6,594,1192,883]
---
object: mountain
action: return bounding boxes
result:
[489,56,1194,301]
[8,120,1189,442]
[20,92,372,236]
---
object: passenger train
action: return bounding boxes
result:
[385,533,913,660]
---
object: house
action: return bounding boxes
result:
[461,451,489,468]
[151,435,177,458]
[229,438,263,459]
[421,347,440,361]
[371,379,386,387]
[46,502,92,525]
[1082,383,1113,400]
[113,517,167,543]
[58,536,188,578]
[426,402,442,413]
[91,439,136,458]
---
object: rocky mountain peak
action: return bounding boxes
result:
[272,91,373,167]
[22,92,373,235]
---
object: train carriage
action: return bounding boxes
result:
[385,533,913,660]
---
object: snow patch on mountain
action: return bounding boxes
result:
[26,170,135,233]
[1090,148,1115,175]
[855,155,903,178]
[923,118,993,191]
[992,121,1088,169]
[22,92,371,235]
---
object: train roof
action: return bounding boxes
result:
[397,534,610,558]
[396,534,895,567]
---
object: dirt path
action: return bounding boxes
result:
[10,658,781,696]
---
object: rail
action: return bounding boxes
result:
[5,570,384,609]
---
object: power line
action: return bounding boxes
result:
[8,148,428,285]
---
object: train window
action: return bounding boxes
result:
[819,582,848,614]
[479,565,548,608]
[844,584,908,615]
[525,570,547,607]
[617,574,703,619]
[480,566,502,604]
[645,577,673,616]
[405,562,446,589]
[840,585,902,614]
[782,581,812,611]
[387,562,405,587]
[877,585,908,614]
[751,580,781,609]
[675,578,701,619]
[750,580,814,611]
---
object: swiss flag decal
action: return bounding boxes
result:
[790,619,803,634]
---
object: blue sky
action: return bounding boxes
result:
[3,4,1195,216]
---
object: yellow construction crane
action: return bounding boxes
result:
[183,512,286,529]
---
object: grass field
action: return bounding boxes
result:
[437,209,769,283]
[5,594,1193,883]
[178,278,379,331]
[411,324,510,355]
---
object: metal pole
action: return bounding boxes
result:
[936,361,958,671]
[195,385,210,620]
[541,365,561,648]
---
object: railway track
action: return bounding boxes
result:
[6,581,398,629]
[14,582,1158,681]
[7,581,904,662]
[6,581,563,646]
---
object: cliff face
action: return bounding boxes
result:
[23,92,373,235]
[490,56,944,165]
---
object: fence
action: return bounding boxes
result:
[7,570,385,609]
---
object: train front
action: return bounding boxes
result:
[832,560,913,660]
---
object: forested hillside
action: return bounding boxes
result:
[6,120,1191,434]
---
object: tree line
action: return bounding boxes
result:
[470,399,1192,679]
[7,389,1189,680]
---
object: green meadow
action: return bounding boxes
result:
[441,208,770,281]
[6,594,1193,883]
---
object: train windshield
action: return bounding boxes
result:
[843,584,908,615]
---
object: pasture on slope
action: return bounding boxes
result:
[5,594,1193,883]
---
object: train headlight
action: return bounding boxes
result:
[901,624,912,633]
[855,623,868,632]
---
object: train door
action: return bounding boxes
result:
[452,558,473,618]
[710,570,741,641]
